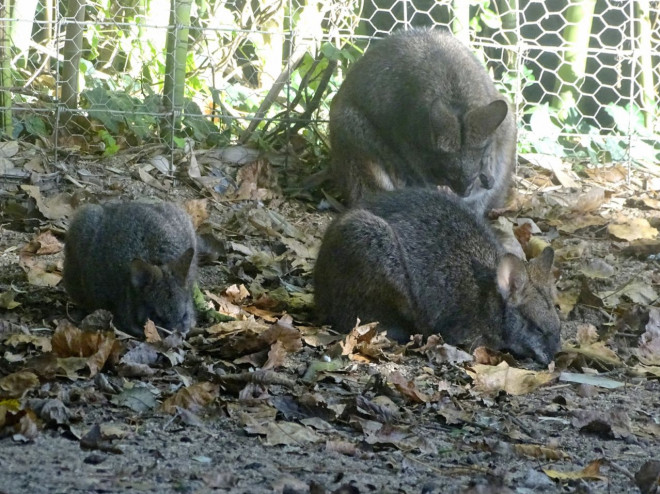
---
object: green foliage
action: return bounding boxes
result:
[523,100,659,165]
[13,115,50,140]
[470,0,502,31]
[80,85,227,148]
[81,86,159,140]
[97,129,120,156]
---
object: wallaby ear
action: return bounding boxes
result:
[170,247,194,284]
[531,246,554,273]
[429,98,460,153]
[130,259,162,289]
[527,246,555,285]
[496,254,529,304]
[464,100,508,145]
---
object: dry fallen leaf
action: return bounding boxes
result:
[224,284,251,304]
[608,218,658,241]
[637,307,660,366]
[0,290,20,309]
[514,443,569,460]
[21,186,74,220]
[51,320,121,377]
[3,333,52,352]
[362,422,434,453]
[572,407,632,439]
[19,243,62,287]
[543,458,606,481]
[262,340,287,370]
[561,325,622,368]
[388,372,430,403]
[335,320,379,357]
[263,421,323,446]
[0,371,40,399]
[161,382,218,414]
[466,361,557,395]
[182,198,209,229]
[414,335,473,364]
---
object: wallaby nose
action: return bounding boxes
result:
[480,172,494,189]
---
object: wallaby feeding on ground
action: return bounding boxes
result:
[63,201,197,338]
[329,29,516,214]
[314,188,560,364]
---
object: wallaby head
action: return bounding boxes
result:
[128,247,196,336]
[495,247,560,365]
[429,98,509,197]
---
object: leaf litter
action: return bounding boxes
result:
[0,149,658,492]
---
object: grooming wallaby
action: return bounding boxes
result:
[329,29,516,214]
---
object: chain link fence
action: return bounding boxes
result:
[1,0,659,171]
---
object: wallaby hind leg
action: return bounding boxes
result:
[315,208,418,340]
[330,105,406,204]
[63,204,104,308]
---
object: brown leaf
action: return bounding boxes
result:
[182,199,209,229]
[572,408,632,439]
[80,423,123,454]
[473,346,515,366]
[262,341,287,370]
[0,371,40,399]
[51,320,121,377]
[19,247,62,287]
[526,236,551,260]
[388,372,430,403]
[466,361,557,395]
[161,382,218,414]
[233,160,279,201]
[17,410,39,439]
[20,185,74,220]
[414,335,473,364]
[554,214,609,234]
[362,422,434,453]
[260,315,302,353]
[543,459,606,481]
[608,218,658,241]
[637,308,660,366]
[0,290,20,309]
[325,440,357,456]
[224,284,251,304]
[333,321,378,357]
[143,320,161,343]
[263,421,323,446]
[514,443,569,460]
[513,222,532,252]
[23,231,64,255]
[3,333,52,352]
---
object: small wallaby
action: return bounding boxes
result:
[314,189,560,364]
[63,201,197,338]
[329,29,516,214]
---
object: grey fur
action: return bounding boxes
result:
[314,189,560,364]
[63,201,197,338]
[329,29,516,214]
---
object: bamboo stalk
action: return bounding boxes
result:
[551,0,597,120]
[635,0,655,131]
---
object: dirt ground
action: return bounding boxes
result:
[0,144,659,493]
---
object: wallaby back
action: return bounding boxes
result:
[63,201,197,338]
[314,189,560,364]
[329,29,516,214]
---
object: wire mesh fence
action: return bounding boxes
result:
[1,0,659,172]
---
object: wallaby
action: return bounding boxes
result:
[329,28,516,214]
[63,201,197,338]
[314,189,560,364]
